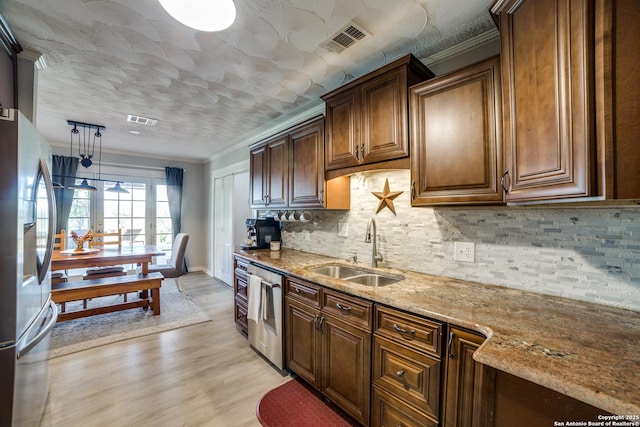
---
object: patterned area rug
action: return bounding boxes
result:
[49,277,210,358]
[256,378,359,427]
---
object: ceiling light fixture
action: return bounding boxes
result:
[67,120,105,168]
[105,182,129,194]
[159,0,236,32]
[68,178,97,192]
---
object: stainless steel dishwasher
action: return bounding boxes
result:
[246,262,284,370]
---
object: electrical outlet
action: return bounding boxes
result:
[338,222,349,237]
[302,230,310,241]
[454,242,475,263]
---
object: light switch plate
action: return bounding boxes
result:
[338,222,349,237]
[454,241,475,263]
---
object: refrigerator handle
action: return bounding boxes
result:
[37,157,56,284]
[17,298,58,359]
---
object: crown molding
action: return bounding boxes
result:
[421,28,500,67]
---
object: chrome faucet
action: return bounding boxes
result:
[365,218,383,268]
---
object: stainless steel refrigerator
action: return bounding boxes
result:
[0,110,59,426]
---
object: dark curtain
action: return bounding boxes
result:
[52,155,79,234]
[165,167,186,272]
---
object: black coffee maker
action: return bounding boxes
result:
[240,218,280,249]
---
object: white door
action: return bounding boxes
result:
[214,174,233,284]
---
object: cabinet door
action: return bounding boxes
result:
[249,145,267,208]
[442,327,494,427]
[498,0,595,202]
[266,135,288,208]
[288,118,325,208]
[321,314,371,426]
[361,68,410,164]
[325,89,360,170]
[285,297,322,389]
[410,57,503,205]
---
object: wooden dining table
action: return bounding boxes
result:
[51,245,165,274]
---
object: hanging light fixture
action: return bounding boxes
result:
[105,182,129,193]
[159,0,236,32]
[67,120,105,168]
[68,178,97,192]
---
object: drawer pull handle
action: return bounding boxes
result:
[393,323,416,339]
[314,314,319,331]
[396,370,405,379]
[295,288,305,295]
[318,316,325,334]
[448,331,455,359]
[336,303,351,313]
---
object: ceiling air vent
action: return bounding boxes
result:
[322,22,371,53]
[127,114,158,126]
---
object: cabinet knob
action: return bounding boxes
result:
[396,370,405,379]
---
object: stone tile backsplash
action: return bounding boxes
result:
[280,170,640,311]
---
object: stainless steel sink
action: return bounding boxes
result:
[310,264,403,287]
[310,264,366,279]
[343,274,402,287]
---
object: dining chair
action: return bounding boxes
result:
[83,229,127,279]
[53,229,66,250]
[52,230,68,286]
[147,233,189,293]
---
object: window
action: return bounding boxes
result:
[155,183,173,252]
[67,182,92,248]
[102,181,147,247]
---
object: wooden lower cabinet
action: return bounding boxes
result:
[372,386,438,427]
[285,278,372,425]
[233,256,249,337]
[442,326,495,427]
[285,297,321,388]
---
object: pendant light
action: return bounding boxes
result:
[68,178,97,192]
[159,0,236,32]
[105,182,129,193]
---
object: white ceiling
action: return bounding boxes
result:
[1,0,496,163]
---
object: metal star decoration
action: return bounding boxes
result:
[371,178,403,215]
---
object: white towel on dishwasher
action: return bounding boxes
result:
[247,273,262,322]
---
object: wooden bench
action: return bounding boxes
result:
[51,272,164,322]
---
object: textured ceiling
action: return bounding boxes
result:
[0,0,495,162]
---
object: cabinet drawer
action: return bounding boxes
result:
[372,386,438,427]
[323,289,372,330]
[235,257,249,271]
[234,297,248,338]
[375,305,442,357]
[234,271,248,303]
[286,278,321,307]
[373,335,440,419]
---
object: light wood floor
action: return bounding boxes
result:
[40,273,290,427]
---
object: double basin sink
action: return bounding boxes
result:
[310,263,403,287]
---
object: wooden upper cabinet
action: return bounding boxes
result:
[494,0,595,202]
[266,136,287,207]
[324,90,360,170]
[249,134,287,209]
[598,0,640,199]
[250,116,350,210]
[249,144,267,207]
[288,117,326,208]
[493,0,640,202]
[322,54,434,177]
[410,56,503,206]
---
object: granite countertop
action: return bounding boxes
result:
[235,248,640,416]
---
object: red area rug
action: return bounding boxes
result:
[256,379,359,427]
